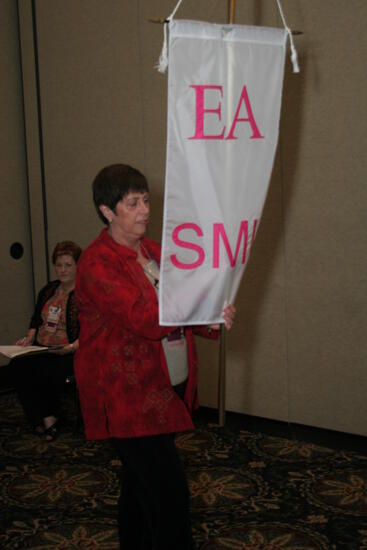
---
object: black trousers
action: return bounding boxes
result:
[111,381,195,550]
[112,433,195,550]
[10,352,74,426]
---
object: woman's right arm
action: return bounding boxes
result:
[16,328,36,346]
[29,285,49,331]
[16,282,54,345]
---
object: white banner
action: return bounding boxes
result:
[159,20,287,325]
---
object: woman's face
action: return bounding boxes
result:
[54,254,77,286]
[106,191,150,245]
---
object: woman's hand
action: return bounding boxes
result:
[51,345,71,355]
[15,329,36,347]
[15,337,32,346]
[222,303,236,330]
[209,303,236,331]
[50,340,79,355]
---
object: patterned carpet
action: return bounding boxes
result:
[0,390,366,549]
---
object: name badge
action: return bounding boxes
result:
[46,306,61,333]
[166,327,185,350]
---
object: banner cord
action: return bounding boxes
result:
[157,0,300,74]
[276,0,300,73]
[156,0,185,73]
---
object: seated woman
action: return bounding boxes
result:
[11,240,81,441]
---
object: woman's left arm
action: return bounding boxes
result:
[50,339,79,355]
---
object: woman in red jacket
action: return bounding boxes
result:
[75,164,235,550]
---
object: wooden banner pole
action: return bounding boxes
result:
[228,0,236,25]
[218,324,226,426]
[218,0,236,428]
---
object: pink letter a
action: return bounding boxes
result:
[226,85,264,140]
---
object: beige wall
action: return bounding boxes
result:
[0,0,34,363]
[7,0,367,435]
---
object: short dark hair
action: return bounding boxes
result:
[93,164,149,224]
[52,241,82,264]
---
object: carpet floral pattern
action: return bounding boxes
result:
[0,392,366,549]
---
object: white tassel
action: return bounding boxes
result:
[156,22,169,73]
[156,0,185,74]
[276,0,300,74]
[290,41,300,73]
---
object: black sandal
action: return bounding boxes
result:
[44,421,59,442]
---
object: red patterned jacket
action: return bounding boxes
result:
[74,229,216,440]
